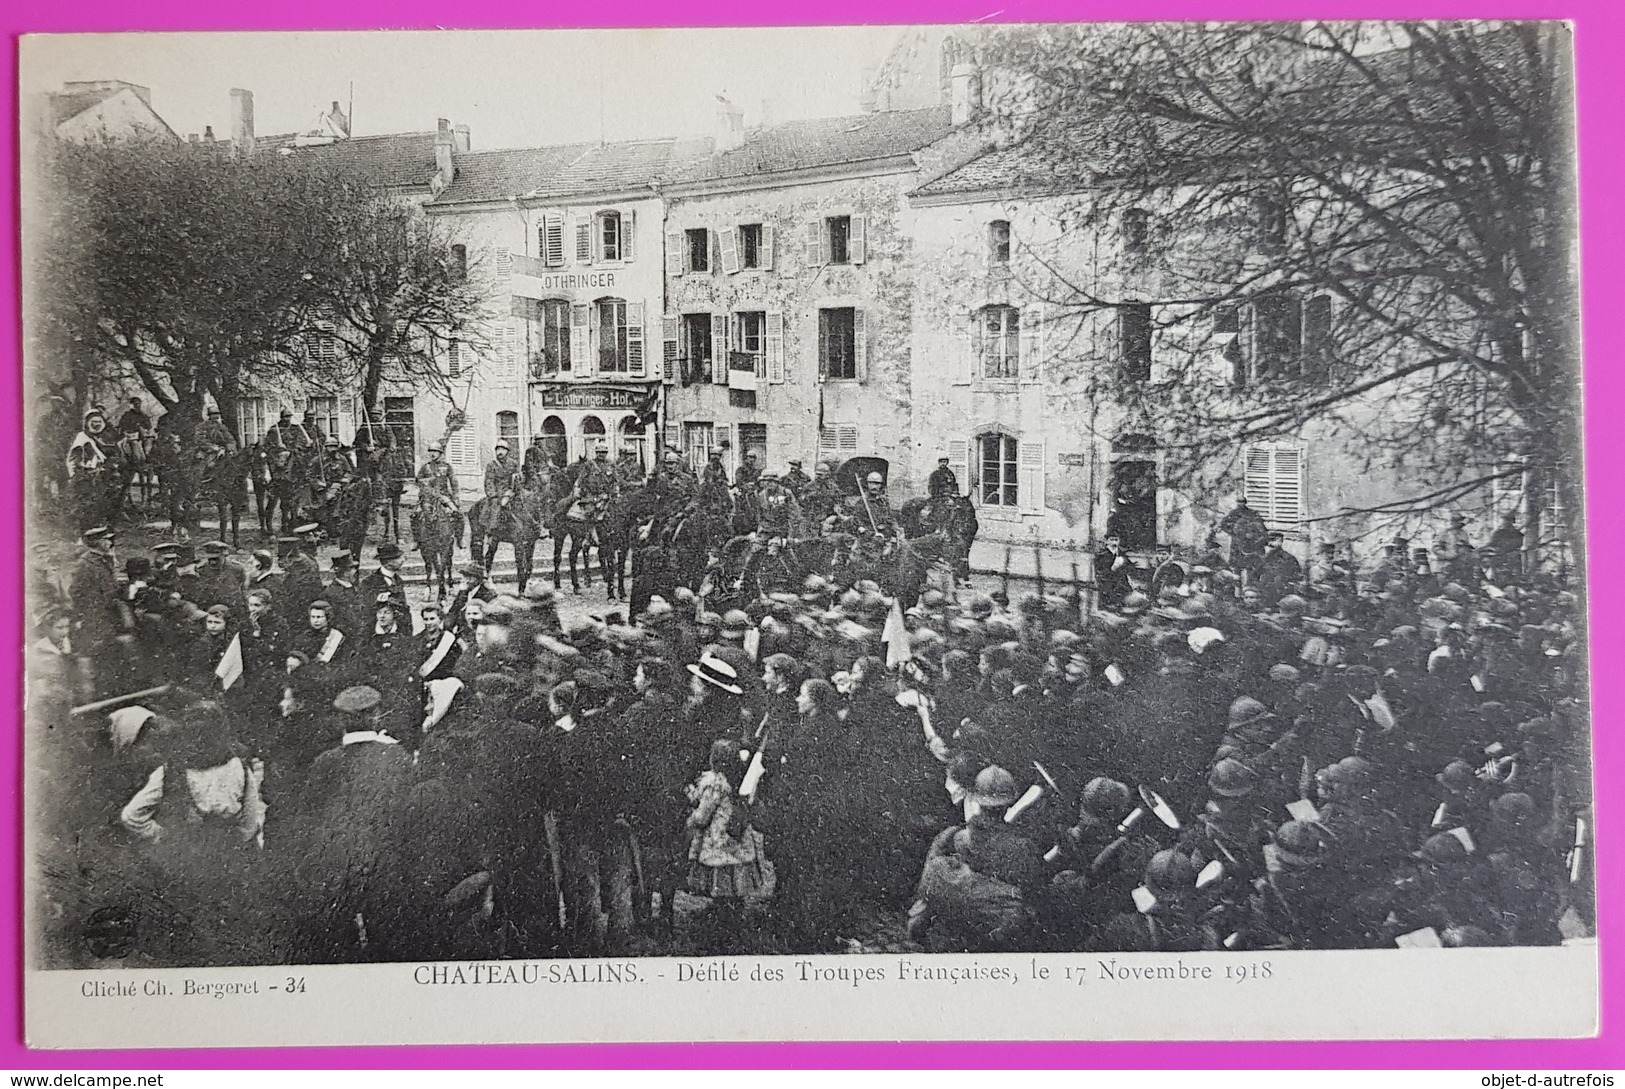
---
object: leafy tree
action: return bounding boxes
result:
[975,21,1579,560]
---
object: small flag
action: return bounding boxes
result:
[1005,784,1045,823]
[1364,691,1397,731]
[214,634,243,691]
[1286,798,1320,823]
[1117,807,1145,834]
[1043,844,1062,863]
[317,628,345,663]
[1104,663,1126,687]
[1196,860,1224,889]
[1395,927,1442,949]
[1470,674,1486,693]
[1140,785,1181,830]
[1131,886,1157,914]
[882,599,911,669]
[1431,802,1449,829]
[1448,826,1476,853]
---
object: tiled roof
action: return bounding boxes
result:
[431,135,713,206]
[51,88,122,125]
[431,142,598,205]
[261,131,441,190]
[665,106,954,186]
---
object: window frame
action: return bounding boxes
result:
[975,431,1021,509]
[596,297,631,375]
[680,312,715,384]
[686,228,711,273]
[598,211,624,263]
[740,223,764,269]
[826,215,852,265]
[977,304,1021,381]
[818,306,858,381]
[1119,303,1153,384]
[532,298,573,377]
[988,219,1012,265]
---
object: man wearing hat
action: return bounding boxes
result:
[702,448,730,491]
[283,527,326,620]
[577,444,618,506]
[359,591,422,748]
[780,457,810,498]
[264,407,313,454]
[1093,533,1136,613]
[416,441,458,508]
[447,563,498,643]
[320,551,362,635]
[928,455,960,499]
[360,542,412,632]
[736,450,762,492]
[481,439,521,535]
[195,540,247,617]
[194,406,237,452]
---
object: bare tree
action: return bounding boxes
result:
[975,21,1578,560]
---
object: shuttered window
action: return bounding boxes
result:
[1243,441,1306,538]
[975,433,1019,508]
[818,307,863,381]
[447,427,477,472]
[817,425,859,462]
[597,298,631,373]
[539,212,566,268]
[662,315,680,383]
[1119,304,1152,384]
[977,304,1020,380]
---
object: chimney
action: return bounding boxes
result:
[434,117,455,192]
[230,88,255,158]
[452,123,471,154]
[187,133,199,143]
[714,95,745,153]
[950,63,981,127]
[203,125,216,144]
[327,99,350,137]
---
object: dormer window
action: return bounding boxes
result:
[988,219,1011,264]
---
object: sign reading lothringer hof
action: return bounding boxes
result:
[16,20,1601,1052]
[533,382,659,413]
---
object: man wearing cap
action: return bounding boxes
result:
[736,450,762,493]
[320,551,362,634]
[843,470,899,550]
[1093,533,1136,612]
[1436,513,1481,583]
[1486,511,1524,578]
[702,448,730,491]
[928,455,960,499]
[481,440,521,536]
[576,444,618,507]
[194,541,247,616]
[360,542,412,632]
[446,563,498,644]
[195,407,237,452]
[780,458,810,498]
[294,684,414,957]
[69,526,125,693]
[1218,495,1270,581]
[416,441,458,508]
[264,408,314,455]
[283,527,326,620]
[1255,531,1302,606]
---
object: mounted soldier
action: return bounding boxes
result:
[416,441,459,510]
[480,439,522,537]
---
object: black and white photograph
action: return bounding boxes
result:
[19,21,1598,1046]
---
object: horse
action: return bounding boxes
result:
[116,431,158,516]
[468,484,547,594]
[257,443,319,535]
[550,491,610,595]
[411,495,465,602]
[149,434,197,537]
[594,485,659,601]
[198,444,251,549]
[378,444,414,542]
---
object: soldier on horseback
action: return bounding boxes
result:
[481,440,521,537]
[416,442,458,508]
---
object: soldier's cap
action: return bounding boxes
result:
[938,455,950,463]
[81,526,114,543]
[200,540,230,556]
[374,591,398,607]
[205,604,232,620]
[333,685,382,714]
[294,522,322,535]
[460,563,486,579]
[151,542,180,557]
[173,545,198,565]
[428,443,445,453]
[376,542,402,561]
[324,437,340,448]
[251,549,274,567]
[788,458,802,467]
[328,552,354,569]
[865,471,884,484]
[494,440,510,450]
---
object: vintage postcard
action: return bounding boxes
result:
[18,22,1596,1049]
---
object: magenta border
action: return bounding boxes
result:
[4,0,1620,1069]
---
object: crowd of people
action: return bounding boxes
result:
[29,444,1593,966]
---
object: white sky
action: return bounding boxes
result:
[21,27,912,149]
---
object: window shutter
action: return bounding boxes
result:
[1272,444,1305,536]
[838,425,859,455]
[570,304,591,372]
[543,213,565,267]
[664,423,681,458]
[1151,303,1196,385]
[766,311,785,384]
[666,230,685,276]
[1302,294,1333,383]
[948,314,973,386]
[587,303,601,375]
[850,213,868,264]
[1019,305,1045,385]
[719,226,740,274]
[494,250,512,284]
[622,210,636,262]
[626,301,646,377]
[1243,444,1274,522]
[853,308,869,382]
[503,321,518,376]
[575,216,593,265]
[761,223,775,270]
[948,439,970,498]
[662,314,680,383]
[817,313,829,380]
[710,313,729,383]
[1019,440,1046,513]
[805,221,824,267]
[447,428,477,472]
